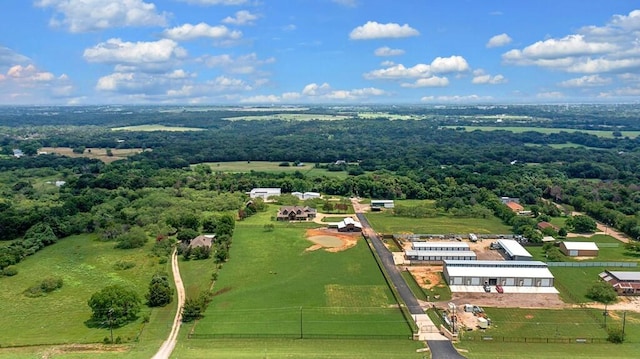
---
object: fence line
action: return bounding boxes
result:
[188,333,412,340]
[547,261,637,267]
[461,336,608,344]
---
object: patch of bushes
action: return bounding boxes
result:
[113,260,136,270]
[1,266,18,277]
[24,277,63,297]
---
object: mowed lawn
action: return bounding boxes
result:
[200,161,348,178]
[0,234,172,349]
[365,210,511,234]
[191,210,413,338]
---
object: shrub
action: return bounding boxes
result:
[113,261,136,270]
[24,277,63,297]
[607,327,625,343]
[1,266,18,277]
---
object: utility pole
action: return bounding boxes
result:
[603,303,608,329]
[622,311,627,336]
[299,307,303,339]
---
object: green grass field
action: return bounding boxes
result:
[445,126,640,139]
[0,234,175,358]
[111,124,205,131]
[200,161,348,178]
[188,208,413,338]
[223,114,352,121]
[365,211,511,234]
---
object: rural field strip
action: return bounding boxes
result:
[151,249,185,359]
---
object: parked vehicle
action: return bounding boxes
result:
[483,284,491,293]
[495,284,504,293]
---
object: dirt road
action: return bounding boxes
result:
[151,248,185,359]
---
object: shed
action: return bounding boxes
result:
[249,188,281,200]
[560,241,599,257]
[405,250,477,263]
[411,241,470,251]
[371,200,394,209]
[443,260,555,292]
[497,239,533,261]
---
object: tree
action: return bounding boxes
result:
[88,285,141,327]
[586,281,617,304]
[181,297,203,322]
[567,215,597,233]
[115,226,148,249]
[146,273,173,307]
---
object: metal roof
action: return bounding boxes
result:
[444,260,547,267]
[445,266,554,279]
[561,241,599,251]
[411,242,470,249]
[607,271,640,281]
[406,250,477,257]
[497,239,532,258]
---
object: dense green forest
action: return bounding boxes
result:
[2,104,640,271]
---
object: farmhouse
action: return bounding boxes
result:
[189,234,215,249]
[371,200,394,209]
[276,206,317,221]
[599,270,640,295]
[559,241,599,257]
[497,239,533,261]
[443,260,556,293]
[249,187,281,200]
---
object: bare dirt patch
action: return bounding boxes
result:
[449,292,566,309]
[406,266,443,289]
[305,228,359,252]
[42,344,128,359]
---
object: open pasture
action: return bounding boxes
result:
[192,210,412,338]
[200,161,347,177]
[0,234,171,348]
[365,210,511,234]
[40,147,145,163]
[224,113,352,121]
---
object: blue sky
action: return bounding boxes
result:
[1,0,639,105]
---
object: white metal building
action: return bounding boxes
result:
[411,241,470,251]
[443,260,556,292]
[405,250,477,263]
[559,241,599,257]
[497,239,533,261]
[371,200,395,209]
[292,191,321,200]
[248,188,281,200]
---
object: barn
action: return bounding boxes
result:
[411,241,470,251]
[404,250,477,263]
[443,260,556,293]
[497,239,533,261]
[559,241,599,257]
[370,200,394,209]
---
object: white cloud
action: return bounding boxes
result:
[199,53,275,74]
[178,0,248,5]
[222,10,259,25]
[35,0,167,33]
[558,75,611,87]
[401,76,449,88]
[421,94,493,103]
[380,60,395,67]
[7,64,54,82]
[364,55,469,80]
[240,94,281,103]
[503,10,640,75]
[349,21,419,40]
[0,47,31,68]
[536,91,565,99]
[163,23,242,41]
[332,0,358,7]
[472,69,507,84]
[302,82,331,96]
[84,39,187,69]
[486,33,512,48]
[241,83,386,103]
[0,63,75,104]
[374,46,405,57]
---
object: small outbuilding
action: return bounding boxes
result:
[497,239,533,261]
[249,188,281,200]
[444,260,556,292]
[371,200,394,209]
[559,241,599,257]
[337,217,362,232]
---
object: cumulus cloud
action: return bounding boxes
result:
[536,91,565,99]
[421,94,493,103]
[35,0,167,33]
[222,10,259,25]
[0,63,75,104]
[163,23,242,41]
[198,53,275,74]
[0,47,31,68]
[401,76,449,88]
[178,0,248,5]
[240,83,386,103]
[558,74,611,87]
[374,46,405,57]
[502,10,640,74]
[364,55,469,80]
[349,21,419,40]
[472,69,507,84]
[486,33,512,48]
[84,39,187,70]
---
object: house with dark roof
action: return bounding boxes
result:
[276,206,317,221]
[189,234,215,249]
[537,221,559,231]
[599,270,640,295]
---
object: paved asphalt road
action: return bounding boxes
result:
[356,213,423,314]
[427,340,468,359]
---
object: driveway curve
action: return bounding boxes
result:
[151,248,186,359]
